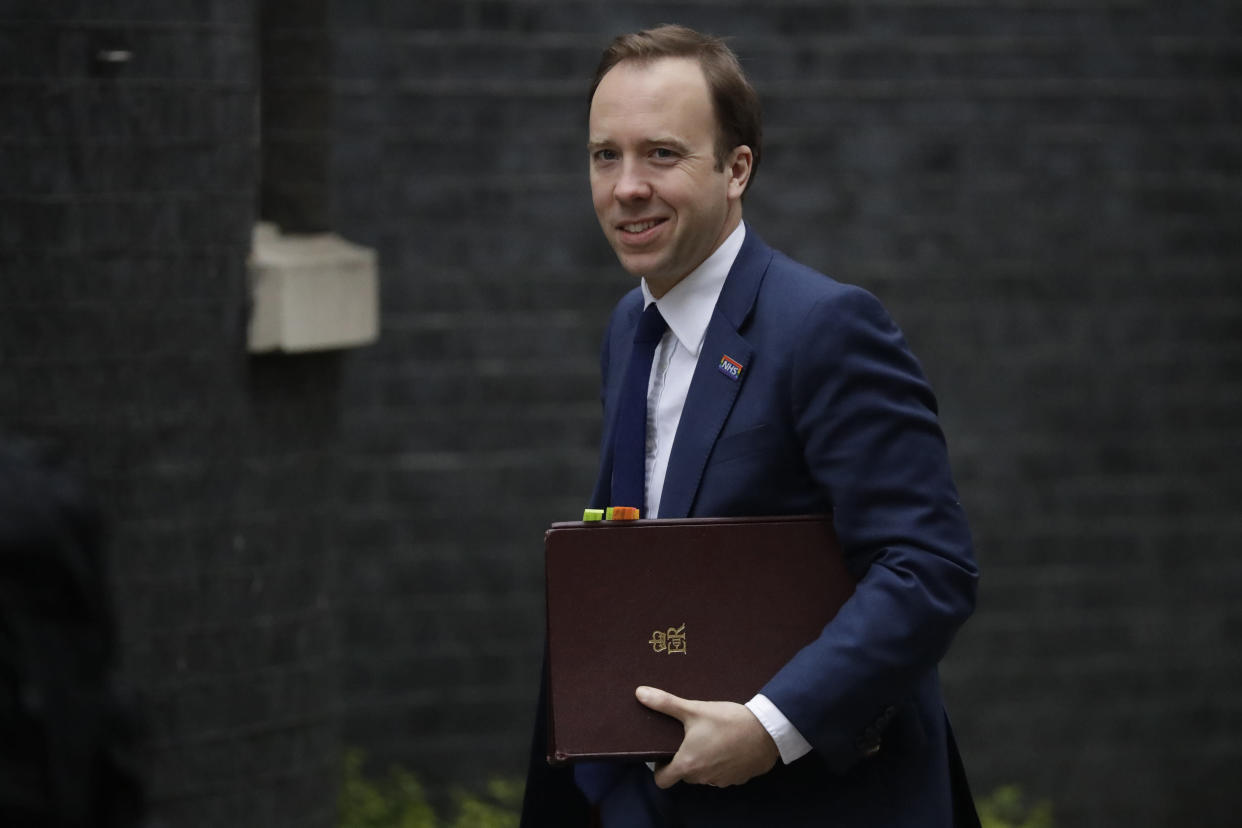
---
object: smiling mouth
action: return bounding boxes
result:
[619,218,666,234]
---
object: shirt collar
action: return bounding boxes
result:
[640,221,746,359]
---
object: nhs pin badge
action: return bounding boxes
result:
[717,354,743,381]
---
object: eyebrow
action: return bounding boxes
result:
[586,136,693,153]
[648,136,692,153]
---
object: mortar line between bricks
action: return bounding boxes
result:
[139,664,344,693]
[144,709,341,749]
[343,643,529,662]
[0,192,259,204]
[0,77,253,90]
[141,658,345,690]
[122,609,336,636]
[0,138,254,149]
[761,78,1231,97]
[347,591,542,609]
[114,609,340,639]
[144,755,344,801]
[120,562,342,585]
[0,19,251,33]
[375,30,1204,52]
[345,686,531,710]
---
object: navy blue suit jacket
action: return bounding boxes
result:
[522,230,978,827]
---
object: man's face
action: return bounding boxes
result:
[588,57,750,297]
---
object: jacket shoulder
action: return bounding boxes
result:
[754,249,893,334]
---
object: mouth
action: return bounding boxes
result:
[616,218,668,241]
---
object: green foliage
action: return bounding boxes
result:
[978,785,1055,828]
[340,749,520,828]
[342,751,1047,828]
[446,778,523,828]
[340,750,437,828]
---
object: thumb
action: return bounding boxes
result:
[636,686,693,721]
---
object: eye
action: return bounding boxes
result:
[592,148,618,163]
[651,147,679,161]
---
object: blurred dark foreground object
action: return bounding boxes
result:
[0,437,145,827]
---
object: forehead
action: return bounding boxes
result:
[589,57,716,142]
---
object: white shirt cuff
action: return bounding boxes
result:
[745,693,813,764]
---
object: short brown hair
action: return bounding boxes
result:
[589,24,763,191]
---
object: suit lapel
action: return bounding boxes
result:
[658,231,772,518]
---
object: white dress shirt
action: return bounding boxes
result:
[638,221,814,766]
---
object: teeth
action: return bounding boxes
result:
[621,220,659,233]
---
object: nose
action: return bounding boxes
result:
[614,159,652,202]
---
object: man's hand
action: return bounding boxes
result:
[636,685,780,789]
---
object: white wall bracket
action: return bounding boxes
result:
[247,222,379,353]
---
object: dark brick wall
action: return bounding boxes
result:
[3,1,1239,826]
[1,2,342,827]
[261,0,334,232]
[330,2,1242,826]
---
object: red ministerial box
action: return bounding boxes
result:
[544,514,854,764]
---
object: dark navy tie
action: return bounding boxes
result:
[573,303,666,804]
[610,303,668,513]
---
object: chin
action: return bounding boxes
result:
[616,255,659,280]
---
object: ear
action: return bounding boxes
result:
[725,145,754,200]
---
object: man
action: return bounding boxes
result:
[522,24,979,827]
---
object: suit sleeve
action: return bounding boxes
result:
[758,285,978,769]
